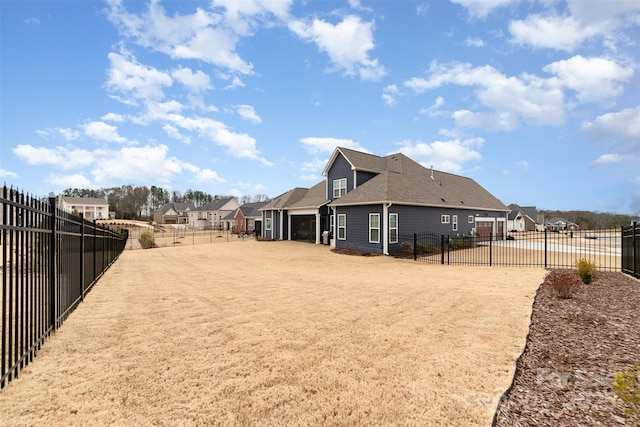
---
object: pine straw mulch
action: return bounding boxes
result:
[494,271,640,426]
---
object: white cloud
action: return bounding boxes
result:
[171,67,212,93]
[0,168,19,178]
[419,96,445,118]
[162,124,191,145]
[543,55,634,104]
[106,50,173,103]
[92,144,185,185]
[590,153,624,168]
[83,121,128,144]
[382,84,401,106]
[416,3,430,17]
[101,112,126,122]
[451,0,512,19]
[582,107,640,152]
[289,15,386,81]
[36,127,81,141]
[107,0,254,75]
[464,37,485,47]
[300,137,369,154]
[394,137,484,174]
[194,168,226,183]
[211,0,292,36]
[509,15,602,52]
[508,1,640,52]
[404,61,565,129]
[12,145,95,171]
[47,173,93,189]
[235,104,262,124]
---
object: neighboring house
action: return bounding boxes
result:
[59,196,109,220]
[230,201,268,235]
[188,197,240,230]
[507,204,539,232]
[154,202,196,225]
[546,218,579,232]
[263,147,510,254]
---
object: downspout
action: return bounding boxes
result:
[383,203,393,255]
[315,212,321,244]
[330,206,336,248]
[278,209,283,240]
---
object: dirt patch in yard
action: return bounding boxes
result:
[0,240,547,426]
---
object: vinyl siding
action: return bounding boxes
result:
[327,153,353,202]
[335,205,384,253]
[356,171,377,188]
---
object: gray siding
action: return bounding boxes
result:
[327,153,353,202]
[356,171,377,188]
[335,205,384,253]
[335,204,507,254]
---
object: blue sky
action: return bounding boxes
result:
[1,0,639,214]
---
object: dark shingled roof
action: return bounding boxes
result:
[328,150,508,212]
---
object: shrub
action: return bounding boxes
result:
[139,230,155,249]
[545,269,582,299]
[575,258,597,284]
[611,366,640,419]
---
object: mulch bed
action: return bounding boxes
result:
[494,271,640,426]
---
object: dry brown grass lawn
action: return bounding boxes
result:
[0,240,546,426]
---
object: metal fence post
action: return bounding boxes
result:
[48,197,57,331]
[544,228,548,269]
[634,222,638,278]
[489,234,493,266]
[440,235,445,264]
[80,213,85,301]
[413,233,417,261]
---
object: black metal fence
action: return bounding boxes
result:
[622,222,639,279]
[1,186,127,388]
[395,228,629,273]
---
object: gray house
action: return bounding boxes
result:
[507,204,539,232]
[262,147,509,254]
[260,182,330,243]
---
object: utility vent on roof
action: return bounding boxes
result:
[441,198,445,202]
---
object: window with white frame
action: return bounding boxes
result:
[441,214,450,224]
[389,213,398,244]
[452,215,458,231]
[266,217,272,231]
[369,213,380,243]
[337,214,346,240]
[468,215,474,223]
[248,219,254,230]
[333,178,347,198]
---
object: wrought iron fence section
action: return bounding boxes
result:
[1,187,127,388]
[398,228,624,272]
[622,222,639,279]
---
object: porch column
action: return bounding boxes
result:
[315,213,321,244]
[382,203,389,255]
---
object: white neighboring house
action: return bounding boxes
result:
[59,196,110,220]
[187,197,240,230]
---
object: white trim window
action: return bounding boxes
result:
[369,213,380,243]
[441,214,450,224]
[389,213,398,244]
[265,217,272,231]
[468,215,474,224]
[337,214,346,240]
[333,178,347,198]
[452,215,458,231]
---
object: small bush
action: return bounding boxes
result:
[139,230,155,249]
[576,258,597,284]
[611,366,640,419]
[545,269,582,299]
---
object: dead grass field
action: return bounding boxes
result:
[0,240,546,426]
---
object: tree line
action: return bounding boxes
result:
[62,185,270,220]
[539,210,637,230]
